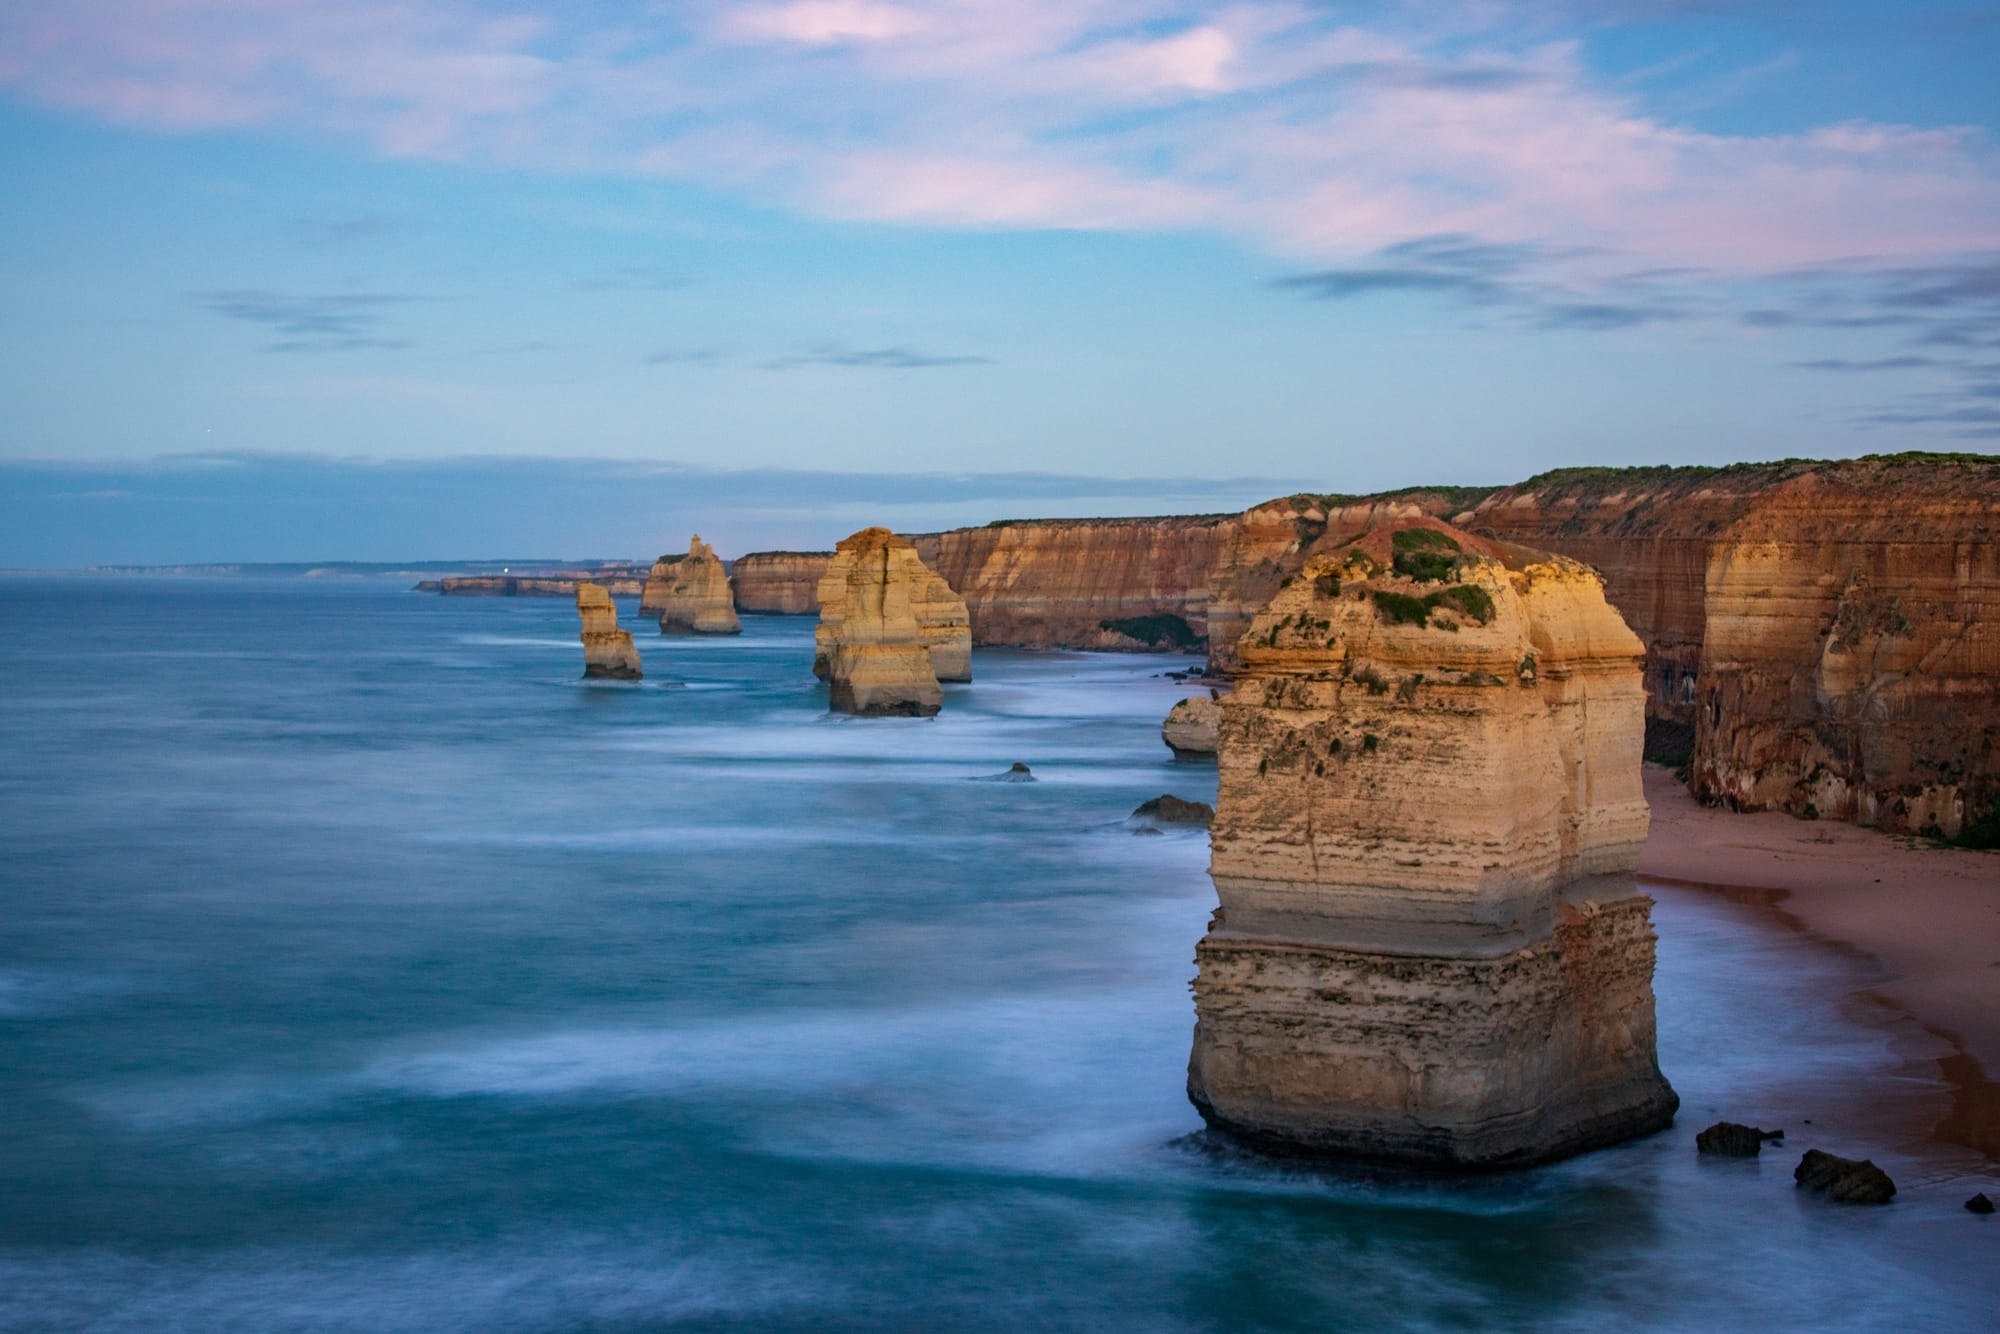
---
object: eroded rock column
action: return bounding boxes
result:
[1188,521,1677,1166]
[576,581,642,680]
[648,536,742,635]
[813,527,954,716]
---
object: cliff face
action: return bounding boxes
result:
[814,528,950,716]
[649,536,742,635]
[575,582,641,680]
[1188,522,1676,1166]
[1689,465,2000,837]
[911,515,1235,650]
[731,552,831,614]
[1466,457,2000,837]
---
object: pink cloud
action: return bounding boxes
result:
[1,0,1994,283]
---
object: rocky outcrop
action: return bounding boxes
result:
[1133,795,1213,826]
[576,582,641,680]
[647,536,742,634]
[1696,1121,1780,1156]
[730,552,832,614]
[1162,695,1222,757]
[1188,520,1677,1166]
[1794,1149,1896,1204]
[814,528,949,716]
[815,529,970,685]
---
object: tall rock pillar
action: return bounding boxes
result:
[1188,521,1676,1166]
[576,582,642,680]
[814,527,953,716]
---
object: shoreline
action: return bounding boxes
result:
[1638,765,2000,1161]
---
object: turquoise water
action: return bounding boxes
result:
[0,578,1993,1331]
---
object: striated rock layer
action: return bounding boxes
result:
[731,552,832,614]
[1466,456,2000,838]
[815,530,971,685]
[814,528,953,716]
[1188,521,1677,1166]
[576,582,641,680]
[647,536,742,634]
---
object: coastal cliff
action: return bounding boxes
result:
[575,582,641,680]
[815,528,952,716]
[1465,456,2000,838]
[1188,521,1676,1165]
[731,552,832,614]
[649,536,742,634]
[910,515,1234,650]
[431,567,648,598]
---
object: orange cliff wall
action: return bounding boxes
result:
[1463,457,2000,838]
[731,552,833,615]
[909,516,1236,649]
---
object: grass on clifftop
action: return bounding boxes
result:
[1372,583,1494,629]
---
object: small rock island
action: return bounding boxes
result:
[576,581,642,680]
[814,527,972,715]
[1188,520,1678,1167]
[643,536,742,635]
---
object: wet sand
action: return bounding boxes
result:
[1640,765,2000,1159]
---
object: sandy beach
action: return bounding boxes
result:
[1640,766,2000,1157]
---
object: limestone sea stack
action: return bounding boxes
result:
[648,536,742,634]
[1188,520,1678,1167]
[814,528,951,716]
[576,582,642,680]
[815,527,972,686]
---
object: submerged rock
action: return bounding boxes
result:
[576,582,641,680]
[1162,695,1222,758]
[815,528,948,717]
[1133,795,1214,826]
[1187,522,1677,1168]
[1696,1122,1779,1156]
[649,536,742,635]
[974,763,1036,782]
[1794,1149,1896,1204]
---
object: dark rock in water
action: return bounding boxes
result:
[1695,1121,1771,1157]
[1135,826,1164,836]
[1794,1149,1896,1204]
[1967,1192,1995,1214]
[975,762,1037,783]
[1133,794,1214,826]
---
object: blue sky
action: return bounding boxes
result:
[2,0,1996,564]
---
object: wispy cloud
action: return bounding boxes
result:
[573,267,686,293]
[190,289,421,352]
[2,1,1993,287]
[763,344,990,370]
[1790,356,1940,372]
[643,347,726,367]
[279,214,402,246]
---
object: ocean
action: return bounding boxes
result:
[0,577,1993,1331]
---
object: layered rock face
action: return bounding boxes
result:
[1466,457,2000,837]
[815,529,971,685]
[1687,465,2000,837]
[576,582,641,680]
[814,528,951,716]
[910,516,1232,650]
[647,536,742,634]
[1188,522,1677,1166]
[731,552,832,614]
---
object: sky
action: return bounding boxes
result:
[2,0,1997,564]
